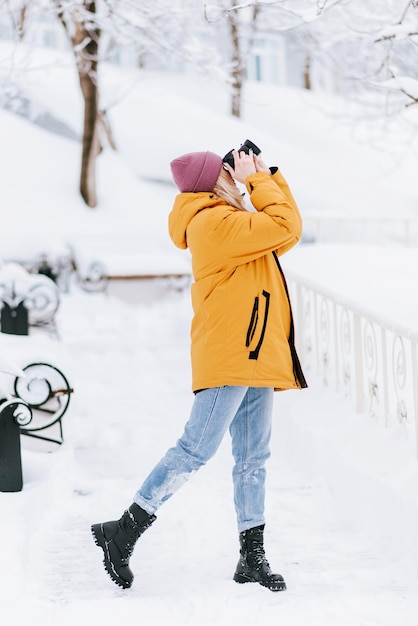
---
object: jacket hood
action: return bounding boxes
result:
[168,192,225,249]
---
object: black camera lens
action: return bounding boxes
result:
[222,149,235,169]
[240,139,261,156]
[222,139,261,169]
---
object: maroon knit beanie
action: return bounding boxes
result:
[170,151,223,193]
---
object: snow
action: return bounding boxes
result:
[1,44,418,625]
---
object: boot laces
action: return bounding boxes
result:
[119,510,141,560]
[122,528,142,560]
[253,546,269,569]
[246,538,271,571]
[120,512,154,560]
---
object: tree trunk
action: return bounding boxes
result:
[227,4,260,118]
[228,11,243,118]
[54,0,101,207]
[73,3,101,208]
[10,2,27,40]
[304,53,312,90]
[79,69,99,207]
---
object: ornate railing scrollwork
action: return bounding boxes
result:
[340,307,352,390]
[318,296,331,385]
[363,321,379,415]
[301,285,313,362]
[392,335,408,423]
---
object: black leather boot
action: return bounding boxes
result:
[91,503,156,589]
[233,525,286,592]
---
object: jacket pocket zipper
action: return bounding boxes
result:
[247,290,270,360]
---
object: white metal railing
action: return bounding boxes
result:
[286,270,418,458]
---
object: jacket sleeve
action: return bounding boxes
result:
[270,169,302,229]
[247,170,303,257]
[200,172,303,269]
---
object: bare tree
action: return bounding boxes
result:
[229,3,261,116]
[371,0,418,109]
[2,0,221,206]
[204,0,343,115]
[5,0,28,40]
[53,0,102,207]
[253,0,418,111]
[205,1,261,117]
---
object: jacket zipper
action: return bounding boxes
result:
[271,251,308,388]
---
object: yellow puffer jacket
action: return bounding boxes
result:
[168,169,307,393]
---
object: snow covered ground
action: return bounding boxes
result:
[1,45,418,625]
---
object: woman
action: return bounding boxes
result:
[91,145,307,592]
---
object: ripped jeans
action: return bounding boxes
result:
[134,386,273,532]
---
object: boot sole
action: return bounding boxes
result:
[234,571,287,592]
[91,523,132,589]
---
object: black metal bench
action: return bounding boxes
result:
[0,362,73,492]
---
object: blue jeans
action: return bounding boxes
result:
[134,386,273,532]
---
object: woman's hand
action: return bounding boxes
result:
[254,154,270,174]
[224,150,256,184]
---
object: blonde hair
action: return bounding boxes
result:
[213,168,247,211]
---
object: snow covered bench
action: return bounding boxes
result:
[0,262,60,335]
[0,235,73,293]
[1,238,192,299]
[69,237,192,294]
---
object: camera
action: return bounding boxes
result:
[222,139,261,169]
